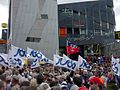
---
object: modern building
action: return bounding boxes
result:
[10,0,59,59]
[58,0,116,58]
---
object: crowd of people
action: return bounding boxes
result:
[0,56,120,90]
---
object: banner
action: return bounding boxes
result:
[12,45,27,58]
[78,55,91,70]
[54,54,63,67]
[10,45,27,67]
[31,58,40,68]
[0,54,9,66]
[27,47,53,64]
[54,54,78,71]
[111,56,120,76]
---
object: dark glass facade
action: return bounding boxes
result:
[58,0,115,57]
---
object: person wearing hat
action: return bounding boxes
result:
[11,76,20,90]
[36,73,51,90]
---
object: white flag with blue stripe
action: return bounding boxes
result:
[0,54,9,66]
[54,54,78,71]
[12,45,27,58]
[11,45,27,67]
[63,54,78,71]
[78,55,91,70]
[111,56,120,76]
[27,47,53,64]
[31,58,40,68]
[54,54,63,67]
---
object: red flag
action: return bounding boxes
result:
[66,40,80,55]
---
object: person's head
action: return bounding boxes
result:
[69,71,74,77]
[38,83,51,90]
[0,74,6,81]
[11,76,19,86]
[51,86,62,90]
[49,81,58,87]
[14,70,19,75]
[73,76,82,87]
[106,80,119,90]
[89,84,99,90]
[43,73,50,81]
[61,81,69,90]
[6,76,11,83]
[29,78,37,90]
[66,76,72,84]
[36,73,44,84]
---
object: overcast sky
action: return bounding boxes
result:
[0,0,120,38]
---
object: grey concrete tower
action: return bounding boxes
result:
[10,0,59,59]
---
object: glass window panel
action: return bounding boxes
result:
[74,27,79,35]
[81,27,86,35]
[94,20,100,30]
[102,21,109,35]
[59,27,67,37]
[67,27,72,34]
[102,21,107,30]
[80,14,86,27]
[73,14,80,27]
[41,14,48,19]
[26,37,41,43]
[101,10,107,21]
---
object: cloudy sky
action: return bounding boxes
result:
[0,0,120,38]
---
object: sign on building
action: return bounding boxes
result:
[115,31,120,39]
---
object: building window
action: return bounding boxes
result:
[26,37,41,43]
[81,27,86,35]
[101,10,107,21]
[67,27,73,34]
[59,27,67,37]
[94,20,101,35]
[73,10,78,14]
[74,27,79,35]
[41,14,48,19]
[80,14,86,27]
[101,21,109,35]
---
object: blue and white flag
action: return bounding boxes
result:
[0,54,9,66]
[31,58,40,68]
[27,47,45,59]
[10,45,27,67]
[54,54,78,71]
[78,55,91,70]
[12,45,27,58]
[63,54,78,71]
[27,47,53,64]
[54,54,63,67]
[111,56,120,76]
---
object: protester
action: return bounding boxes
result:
[0,54,119,90]
[11,76,20,90]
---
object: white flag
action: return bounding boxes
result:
[54,54,63,67]
[63,54,78,71]
[78,55,91,70]
[111,56,120,76]
[12,45,27,58]
[0,54,9,66]
[31,58,40,68]
[10,45,27,67]
[54,54,77,71]
[27,47,53,64]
